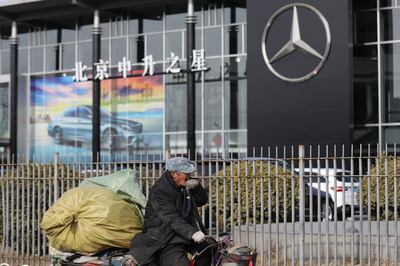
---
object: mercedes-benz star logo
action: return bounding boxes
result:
[261,3,331,83]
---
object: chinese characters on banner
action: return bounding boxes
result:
[74,49,208,82]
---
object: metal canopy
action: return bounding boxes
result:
[0,0,183,22]
[0,0,243,27]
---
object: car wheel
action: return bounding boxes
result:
[53,127,63,144]
[321,201,334,221]
[102,128,117,150]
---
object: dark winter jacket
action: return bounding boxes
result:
[130,171,208,264]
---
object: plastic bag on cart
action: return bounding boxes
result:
[41,186,143,254]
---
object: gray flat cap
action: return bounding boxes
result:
[166,157,196,173]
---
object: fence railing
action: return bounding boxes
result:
[1,144,400,265]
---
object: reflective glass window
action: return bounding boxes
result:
[353,0,377,9]
[224,56,246,130]
[78,41,92,67]
[31,47,44,73]
[101,39,109,62]
[111,37,127,64]
[383,43,400,123]
[224,24,243,56]
[46,45,59,71]
[353,45,378,124]
[1,50,9,74]
[204,82,222,130]
[166,12,186,30]
[354,11,377,44]
[353,126,378,144]
[147,33,163,61]
[0,82,9,139]
[46,24,76,44]
[383,126,400,143]
[143,17,162,33]
[166,31,183,58]
[204,28,221,56]
[382,9,400,41]
[380,0,397,7]
[166,74,187,132]
[78,19,92,41]
[18,48,28,73]
[64,107,77,117]
[62,43,75,70]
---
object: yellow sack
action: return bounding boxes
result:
[41,186,143,254]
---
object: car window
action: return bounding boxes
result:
[336,174,358,183]
[311,175,327,183]
[79,107,91,118]
[64,107,77,117]
[100,108,112,119]
[303,172,327,183]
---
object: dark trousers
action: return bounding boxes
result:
[155,242,214,266]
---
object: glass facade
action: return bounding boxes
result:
[0,2,247,161]
[353,0,400,147]
[7,0,400,159]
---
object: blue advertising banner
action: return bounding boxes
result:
[30,72,164,161]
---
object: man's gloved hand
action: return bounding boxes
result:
[185,179,199,190]
[192,231,206,243]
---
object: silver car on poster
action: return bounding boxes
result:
[47,105,143,149]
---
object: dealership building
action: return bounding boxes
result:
[0,0,395,161]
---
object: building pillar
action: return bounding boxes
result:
[92,10,101,162]
[186,0,196,159]
[10,21,18,161]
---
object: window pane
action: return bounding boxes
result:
[353,126,378,144]
[353,45,378,124]
[354,11,377,44]
[166,75,187,132]
[78,41,92,67]
[19,32,29,47]
[204,28,221,56]
[147,33,163,61]
[31,47,44,73]
[1,50,9,74]
[143,18,162,33]
[224,56,247,130]
[78,21,91,41]
[166,31,183,59]
[0,83,9,138]
[382,9,400,41]
[129,36,139,63]
[353,0,377,10]
[204,82,222,130]
[224,24,243,55]
[47,26,76,44]
[381,0,396,7]
[225,131,247,157]
[166,133,186,154]
[46,45,58,71]
[166,12,186,30]
[111,38,126,63]
[204,132,223,158]
[62,43,75,70]
[19,48,28,73]
[383,126,400,144]
[383,43,400,123]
